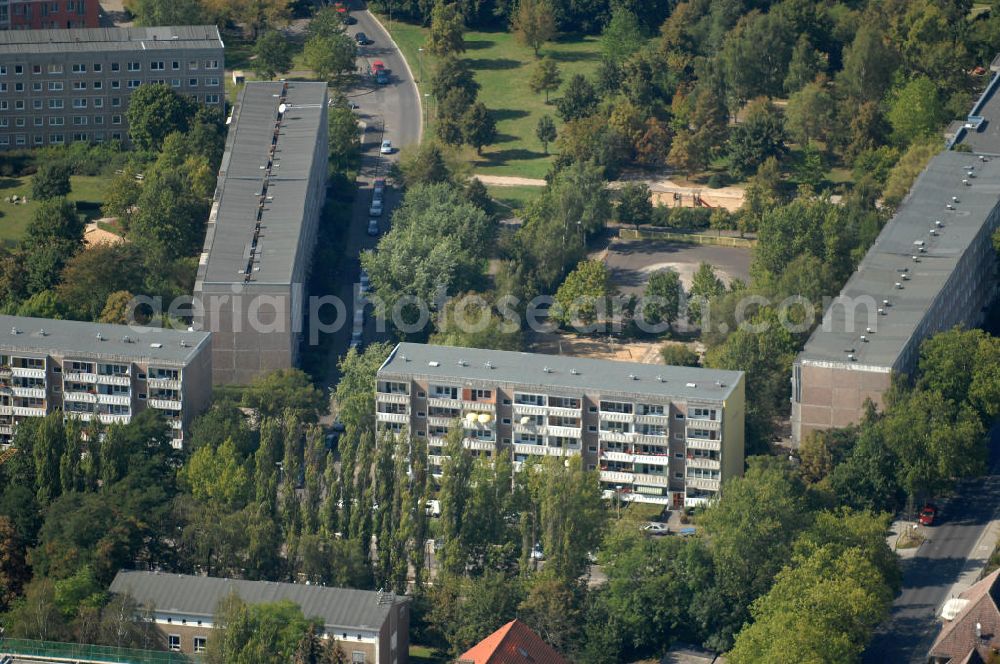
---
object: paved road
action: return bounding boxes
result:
[863,424,1000,663]
[320,2,422,391]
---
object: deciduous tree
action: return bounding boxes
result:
[512,0,556,56]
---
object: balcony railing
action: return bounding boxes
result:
[376,392,409,404]
[599,411,634,423]
[13,406,46,417]
[97,374,132,387]
[63,391,97,403]
[634,433,668,445]
[427,396,460,408]
[686,438,721,451]
[600,450,634,463]
[598,430,633,443]
[685,477,721,491]
[635,413,670,424]
[599,469,635,484]
[12,386,46,399]
[512,403,547,416]
[63,371,97,383]
[547,405,582,418]
[12,367,46,379]
[463,438,496,452]
[686,456,721,470]
[513,422,546,435]
[546,425,582,438]
[96,394,131,406]
[376,411,408,424]
[462,400,495,412]
[148,398,182,410]
[634,453,670,466]
[633,472,669,487]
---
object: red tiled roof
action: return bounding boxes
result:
[929,569,1000,663]
[457,620,569,664]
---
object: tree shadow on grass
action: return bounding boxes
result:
[491,132,519,144]
[465,39,496,50]
[491,108,530,122]
[482,147,548,164]
[465,57,521,70]
[0,179,22,192]
[547,49,601,63]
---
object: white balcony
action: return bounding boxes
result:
[598,430,633,443]
[685,477,721,491]
[512,403,547,416]
[12,367,46,379]
[514,442,548,456]
[428,454,448,466]
[98,413,131,424]
[64,371,97,383]
[463,438,496,452]
[170,419,183,429]
[148,398,182,410]
[634,433,668,445]
[599,411,634,423]
[147,377,181,390]
[633,473,669,487]
[427,436,447,447]
[376,411,409,424]
[601,450,634,463]
[0,425,13,435]
[547,425,582,438]
[513,423,546,436]
[686,456,721,470]
[427,416,456,428]
[97,374,132,387]
[0,405,14,416]
[97,394,131,406]
[600,470,635,484]
[462,401,495,412]
[635,413,670,424]
[686,438,721,451]
[12,387,45,399]
[548,405,582,418]
[67,412,93,422]
[63,391,97,403]
[376,392,409,404]
[686,418,721,430]
[634,453,670,466]
[14,406,46,417]
[427,396,460,408]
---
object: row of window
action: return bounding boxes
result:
[0,92,221,113]
[1,77,221,93]
[0,59,219,76]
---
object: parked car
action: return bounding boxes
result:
[349,330,363,349]
[425,499,441,517]
[369,200,383,216]
[919,503,938,526]
[367,218,380,236]
[642,522,671,536]
[380,139,393,154]
[373,177,386,195]
[372,189,383,204]
[530,543,544,561]
[359,269,370,294]
[354,32,370,44]
[353,307,364,328]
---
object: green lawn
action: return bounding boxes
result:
[409,644,447,664]
[0,175,107,246]
[378,19,603,178]
[486,184,543,215]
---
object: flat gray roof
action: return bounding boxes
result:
[197,81,326,287]
[379,343,743,402]
[0,26,223,55]
[0,315,210,365]
[110,571,405,632]
[798,150,1000,369]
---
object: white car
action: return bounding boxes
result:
[359,269,370,294]
[373,177,386,195]
[369,200,383,216]
[353,308,364,328]
[642,522,670,536]
[530,544,544,561]
[349,330,363,349]
[367,218,380,236]
[380,139,393,154]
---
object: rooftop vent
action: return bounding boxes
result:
[543,366,553,373]
[457,359,467,367]
[843,348,855,354]
[968,171,976,178]
[912,255,920,262]
[400,354,408,362]
[914,240,925,246]
[96,333,104,341]
[930,228,939,236]
[902,273,910,281]
[919,246,927,253]
[150,342,162,349]
[895,282,903,289]
[656,375,664,382]
[882,299,890,306]
[935,220,944,227]
[848,354,857,362]
[38,329,46,337]
[122,335,131,343]
[180,340,189,348]
[866,327,873,334]
[953,196,960,202]
[860,335,868,342]
[485,361,494,369]
[9,327,17,335]
[963,179,971,186]
[628,374,638,381]
[878,308,886,316]
[685,382,697,388]
[428,361,440,367]
[981,155,989,162]
[947,204,955,210]
[570,368,579,375]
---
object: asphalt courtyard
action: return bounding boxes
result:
[604,238,751,295]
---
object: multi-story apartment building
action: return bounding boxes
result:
[376,343,745,507]
[0,315,212,448]
[0,26,224,149]
[193,81,329,385]
[791,149,1000,443]
[0,0,99,30]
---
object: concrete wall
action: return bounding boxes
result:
[791,363,892,443]
[720,374,746,484]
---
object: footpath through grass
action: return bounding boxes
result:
[0,175,107,247]
[378,19,602,179]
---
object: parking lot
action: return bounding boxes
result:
[604,238,752,295]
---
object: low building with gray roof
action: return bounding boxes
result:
[791,148,1000,442]
[0,26,224,149]
[193,80,329,385]
[110,571,408,664]
[0,314,211,448]
[376,343,746,507]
